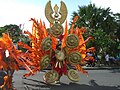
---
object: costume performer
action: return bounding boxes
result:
[18,1,95,84]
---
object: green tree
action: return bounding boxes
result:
[0,24,30,45]
[70,3,119,56]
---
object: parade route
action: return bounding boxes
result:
[13,69,120,90]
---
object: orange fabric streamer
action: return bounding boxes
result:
[74,65,88,74]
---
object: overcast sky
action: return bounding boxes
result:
[0,0,120,32]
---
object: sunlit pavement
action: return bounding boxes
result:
[13,69,120,90]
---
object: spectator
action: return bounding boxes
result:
[109,56,114,66]
[94,53,99,62]
[116,53,120,61]
[105,52,109,66]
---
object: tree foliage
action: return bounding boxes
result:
[70,3,120,56]
[0,24,30,44]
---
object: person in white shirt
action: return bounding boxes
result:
[105,52,109,66]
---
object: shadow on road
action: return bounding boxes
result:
[22,78,120,90]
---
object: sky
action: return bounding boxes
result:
[0,0,120,32]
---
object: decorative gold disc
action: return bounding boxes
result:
[67,69,80,82]
[55,51,65,61]
[68,52,82,65]
[41,37,52,51]
[43,70,59,83]
[40,55,50,70]
[66,34,79,48]
[50,23,64,38]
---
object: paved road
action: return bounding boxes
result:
[13,69,120,90]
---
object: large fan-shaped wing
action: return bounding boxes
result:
[45,1,55,24]
[59,1,68,24]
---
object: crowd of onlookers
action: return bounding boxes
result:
[104,52,120,66]
[85,51,120,67]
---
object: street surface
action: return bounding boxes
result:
[13,69,120,90]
